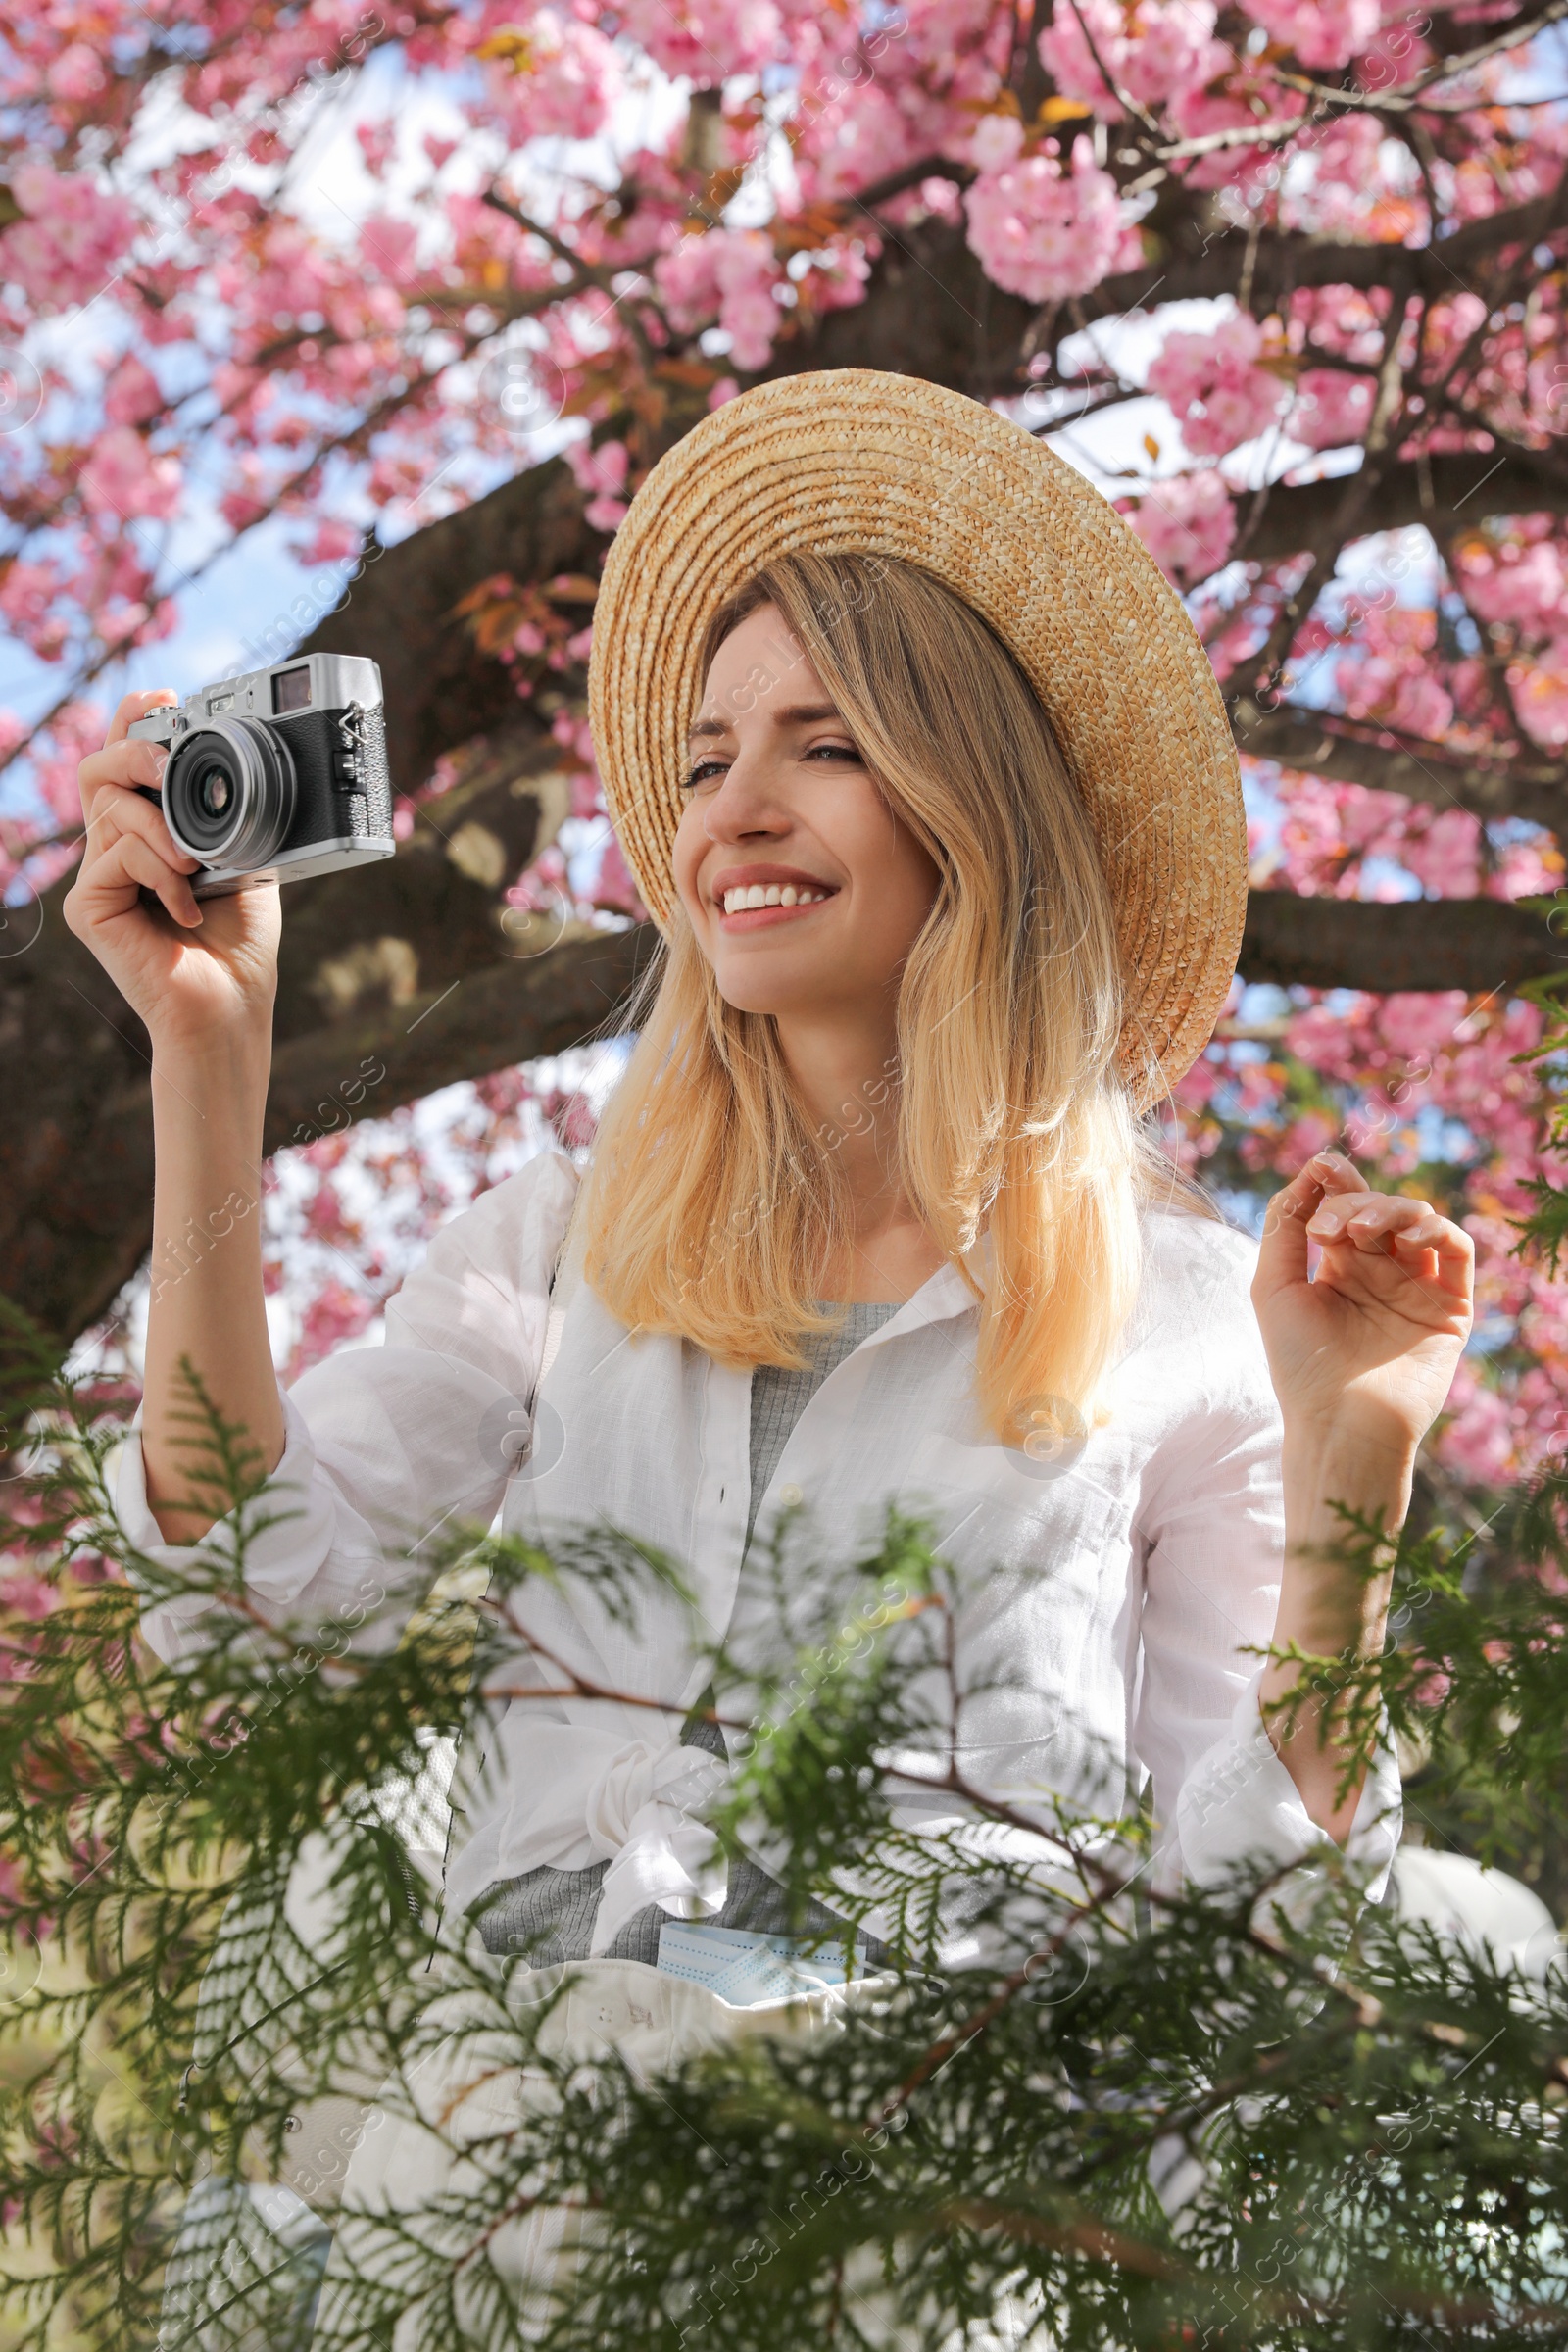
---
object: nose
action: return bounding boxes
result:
[702,741,790,846]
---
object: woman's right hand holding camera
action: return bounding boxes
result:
[64,689,281,1052]
[66,689,286,1543]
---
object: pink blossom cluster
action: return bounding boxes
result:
[564,432,630,531]
[78,425,182,522]
[1453,526,1568,746]
[962,138,1133,304]
[0,561,68,662]
[1281,115,1401,237]
[799,240,874,319]
[1512,656,1568,749]
[1300,112,1385,197]
[1242,0,1383,70]
[285,1278,379,1379]
[590,833,649,918]
[795,0,1009,197]
[1289,282,1390,368]
[0,160,136,311]
[654,228,785,371]
[551,707,604,813]
[1168,68,1307,194]
[1036,0,1230,119]
[1146,312,1286,457]
[105,355,162,427]
[261,1041,612,1382]
[294,516,363,568]
[612,0,783,83]
[1458,534,1568,633]
[1335,605,1457,744]
[1257,765,1560,906]
[477,8,620,144]
[41,702,111,825]
[1122,469,1238,589]
[1288,368,1376,451]
[788,81,928,202]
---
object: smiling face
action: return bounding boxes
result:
[671,603,942,1022]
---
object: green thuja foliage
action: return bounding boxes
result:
[1511,960,1568,1274]
[1,1292,1566,2351]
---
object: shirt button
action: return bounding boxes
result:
[777,1482,803,1506]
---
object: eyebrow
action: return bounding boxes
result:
[687,702,845,745]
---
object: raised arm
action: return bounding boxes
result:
[64,690,283,1543]
[1251,1149,1475,1840]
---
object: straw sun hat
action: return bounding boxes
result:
[587,367,1246,1104]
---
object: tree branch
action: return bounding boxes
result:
[1239,889,1564,993]
[1229,698,1566,835]
[262,921,659,1155]
[1272,0,1568,111]
[1243,451,1568,562]
[297,454,600,793]
[1078,185,1568,325]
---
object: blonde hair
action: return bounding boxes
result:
[577,550,1213,1446]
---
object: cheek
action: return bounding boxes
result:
[881,832,941,943]
[670,808,705,910]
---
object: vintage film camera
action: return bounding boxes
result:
[127,653,394,897]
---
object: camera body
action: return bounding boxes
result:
[126,653,394,898]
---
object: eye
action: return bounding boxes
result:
[805,740,861,763]
[682,758,726,791]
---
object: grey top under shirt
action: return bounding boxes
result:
[474,1298,901,1967]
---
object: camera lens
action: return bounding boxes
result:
[164,719,297,869]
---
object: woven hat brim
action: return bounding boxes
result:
[587,368,1246,1108]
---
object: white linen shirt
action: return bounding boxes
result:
[120,1147,1401,1947]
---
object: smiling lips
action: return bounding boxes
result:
[713,872,839,929]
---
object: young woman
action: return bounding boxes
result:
[69,370,1472,2311]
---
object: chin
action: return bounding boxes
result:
[711,963,826,1018]
[715,981,795,1017]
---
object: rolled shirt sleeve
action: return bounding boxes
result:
[1137,1385,1402,1905]
[118,1149,579,1665]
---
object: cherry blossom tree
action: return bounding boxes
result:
[3,0,1568,1485]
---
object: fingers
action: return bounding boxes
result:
[1256,1149,1371,1292]
[1307,1190,1428,1250]
[74,815,204,932]
[1306,1182,1474,1313]
[1402,1215,1475,1306]
[78,691,178,829]
[78,732,174,831]
[1269,1150,1371,1231]
[104,687,177,749]
[84,764,201,879]
[1256,1150,1474,1319]
[1297,1149,1371,1208]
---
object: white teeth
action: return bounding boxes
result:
[721,883,831,912]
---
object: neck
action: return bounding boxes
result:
[774,1003,947,1301]
[775,1002,901,1204]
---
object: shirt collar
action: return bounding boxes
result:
[853,1230,988,1350]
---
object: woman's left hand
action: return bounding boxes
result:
[1252,1149,1474,1467]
